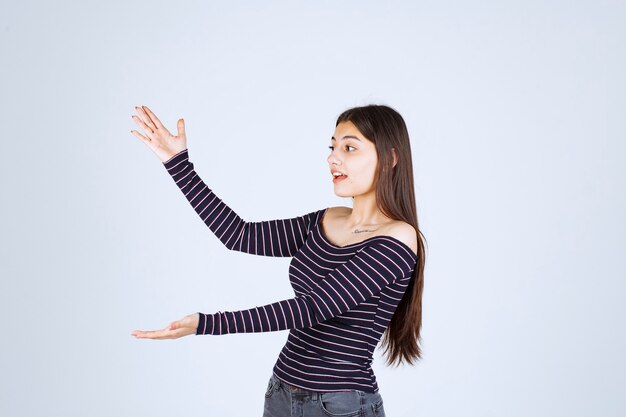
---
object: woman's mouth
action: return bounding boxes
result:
[332,173,348,183]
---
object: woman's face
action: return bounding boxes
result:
[327,121,378,198]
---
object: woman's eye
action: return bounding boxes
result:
[328,145,356,152]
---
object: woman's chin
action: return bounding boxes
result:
[333,191,353,198]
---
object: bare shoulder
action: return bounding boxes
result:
[384,221,418,257]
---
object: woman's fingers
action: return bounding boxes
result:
[130,105,188,162]
[135,106,157,132]
[130,129,150,144]
[131,314,198,339]
[132,106,175,141]
[131,329,161,339]
[177,118,185,139]
[131,115,154,138]
[131,327,181,339]
[142,106,166,131]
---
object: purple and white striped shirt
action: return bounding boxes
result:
[163,149,418,393]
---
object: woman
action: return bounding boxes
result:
[130,104,426,417]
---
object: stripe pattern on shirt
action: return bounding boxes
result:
[163,149,418,393]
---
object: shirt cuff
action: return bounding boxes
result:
[196,312,207,335]
[163,149,189,168]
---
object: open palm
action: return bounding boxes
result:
[131,105,188,163]
[131,313,199,340]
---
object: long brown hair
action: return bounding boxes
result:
[336,104,427,366]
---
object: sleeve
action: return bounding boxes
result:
[194,240,417,335]
[162,149,320,257]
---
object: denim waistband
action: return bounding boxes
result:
[269,373,380,399]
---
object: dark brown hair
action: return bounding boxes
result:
[336,104,427,366]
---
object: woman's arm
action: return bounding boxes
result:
[163,149,318,257]
[130,106,316,257]
[194,239,417,335]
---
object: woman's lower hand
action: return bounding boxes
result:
[131,313,199,339]
[130,105,188,163]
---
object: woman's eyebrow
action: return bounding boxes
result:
[331,135,362,142]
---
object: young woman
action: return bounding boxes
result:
[130,104,426,417]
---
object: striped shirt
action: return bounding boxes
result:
[163,149,418,393]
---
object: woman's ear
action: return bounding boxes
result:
[392,148,398,168]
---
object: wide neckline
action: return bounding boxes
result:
[316,208,418,259]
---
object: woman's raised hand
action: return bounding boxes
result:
[131,105,188,163]
[131,313,199,340]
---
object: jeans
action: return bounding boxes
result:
[262,373,386,417]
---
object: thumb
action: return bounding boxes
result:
[177,118,185,138]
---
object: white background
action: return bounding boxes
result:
[1,1,624,416]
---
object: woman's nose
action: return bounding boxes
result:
[327,154,341,166]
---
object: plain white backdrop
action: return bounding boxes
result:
[1,1,624,416]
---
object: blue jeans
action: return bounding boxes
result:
[262,373,387,417]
